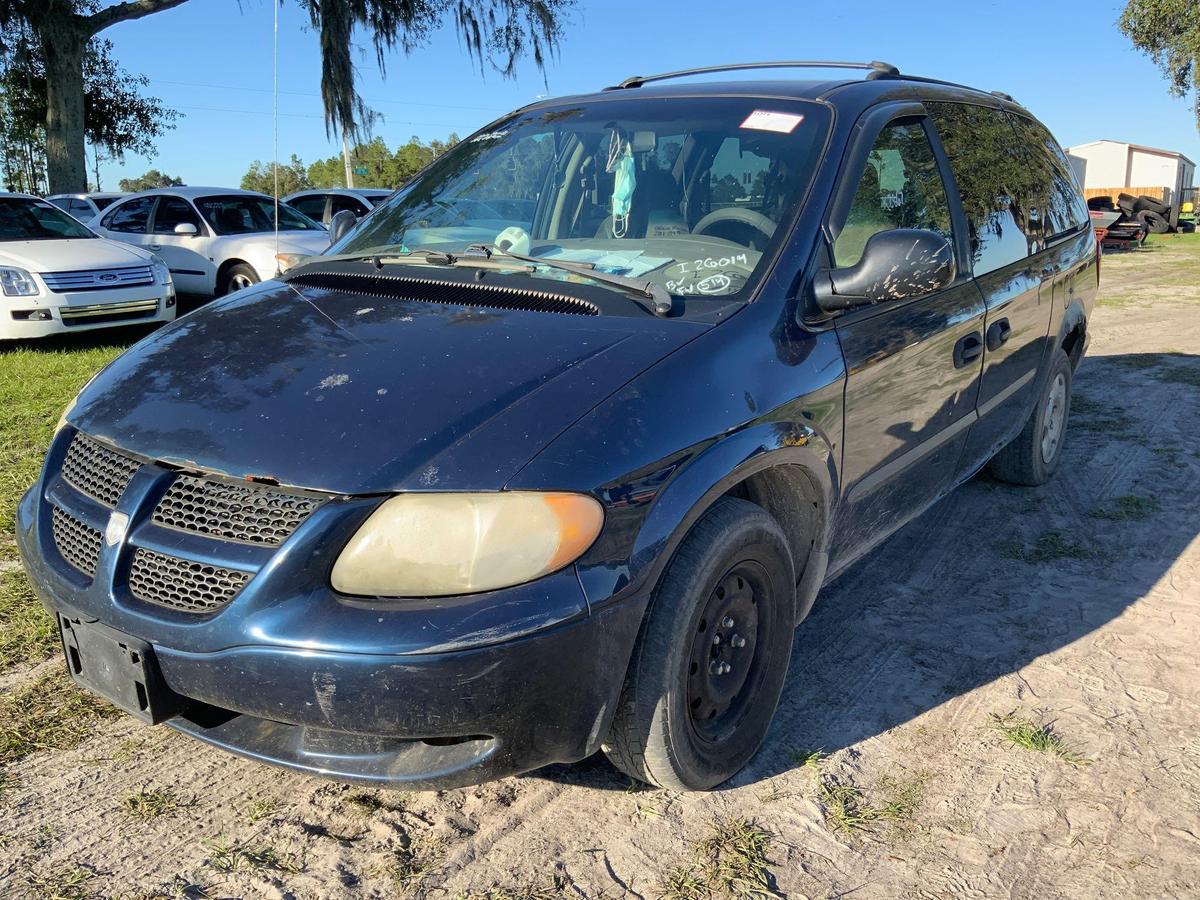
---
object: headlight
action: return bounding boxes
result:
[331,491,604,597]
[275,253,310,274]
[151,258,172,286]
[0,266,38,296]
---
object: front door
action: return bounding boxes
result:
[146,196,216,295]
[825,112,986,569]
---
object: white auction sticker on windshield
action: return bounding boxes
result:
[740,110,804,134]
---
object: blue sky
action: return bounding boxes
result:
[96,0,1200,189]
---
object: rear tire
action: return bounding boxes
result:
[602,497,796,790]
[990,349,1072,486]
[222,263,259,295]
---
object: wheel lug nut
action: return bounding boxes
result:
[731,635,746,648]
[722,617,734,628]
[720,662,731,675]
[712,634,721,645]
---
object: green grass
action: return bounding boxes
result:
[817,773,928,836]
[246,798,278,824]
[0,670,120,765]
[26,865,99,900]
[0,567,57,669]
[204,838,302,874]
[998,530,1093,563]
[121,787,184,821]
[0,342,128,555]
[1089,494,1160,521]
[659,818,779,900]
[787,747,826,770]
[453,881,568,900]
[991,712,1090,766]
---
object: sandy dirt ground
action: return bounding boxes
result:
[2,241,1200,899]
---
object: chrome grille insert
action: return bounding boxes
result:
[51,506,102,577]
[40,265,155,293]
[60,298,158,326]
[152,474,322,546]
[128,547,251,613]
[61,433,141,507]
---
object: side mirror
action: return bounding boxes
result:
[814,229,955,312]
[328,209,358,245]
[174,222,198,236]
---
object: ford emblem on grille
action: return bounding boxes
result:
[97,273,120,283]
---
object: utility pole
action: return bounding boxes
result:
[342,134,354,189]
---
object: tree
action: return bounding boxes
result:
[0,0,572,194]
[241,154,311,197]
[118,168,182,192]
[305,134,460,189]
[0,20,178,193]
[1121,0,1200,130]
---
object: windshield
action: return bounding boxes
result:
[196,195,323,235]
[330,97,830,303]
[0,198,95,241]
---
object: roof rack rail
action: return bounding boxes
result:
[604,60,900,91]
[990,90,1015,102]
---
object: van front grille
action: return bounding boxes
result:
[51,506,102,577]
[151,474,323,546]
[61,433,141,508]
[128,547,251,613]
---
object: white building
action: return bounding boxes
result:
[1064,140,1196,202]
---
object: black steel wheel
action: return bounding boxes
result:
[603,497,797,790]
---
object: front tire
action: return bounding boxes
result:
[602,497,796,790]
[222,263,259,295]
[990,348,1072,486]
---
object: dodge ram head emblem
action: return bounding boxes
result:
[105,511,130,546]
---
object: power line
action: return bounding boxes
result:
[174,105,463,128]
[156,78,504,114]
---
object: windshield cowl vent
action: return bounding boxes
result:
[286,270,600,316]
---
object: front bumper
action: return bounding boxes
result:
[16,433,647,788]
[0,283,175,339]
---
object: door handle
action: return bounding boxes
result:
[954,332,984,368]
[986,318,1012,351]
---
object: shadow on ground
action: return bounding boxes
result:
[535,350,1200,790]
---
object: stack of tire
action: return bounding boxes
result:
[1118,193,1174,234]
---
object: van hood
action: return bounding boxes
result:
[0,237,150,271]
[68,279,704,494]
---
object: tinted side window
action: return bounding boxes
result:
[152,197,203,234]
[330,195,367,218]
[927,102,1031,276]
[103,198,154,234]
[1010,114,1090,233]
[290,195,328,221]
[833,119,953,268]
[47,197,71,212]
[67,199,92,218]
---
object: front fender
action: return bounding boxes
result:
[579,420,838,615]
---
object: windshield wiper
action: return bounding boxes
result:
[299,248,535,274]
[466,244,673,317]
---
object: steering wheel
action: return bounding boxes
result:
[692,207,777,242]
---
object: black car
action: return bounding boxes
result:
[18,61,1096,791]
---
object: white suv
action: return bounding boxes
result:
[0,193,175,340]
[93,187,330,296]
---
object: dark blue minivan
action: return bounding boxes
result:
[17,62,1096,790]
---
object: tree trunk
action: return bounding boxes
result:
[39,13,89,194]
